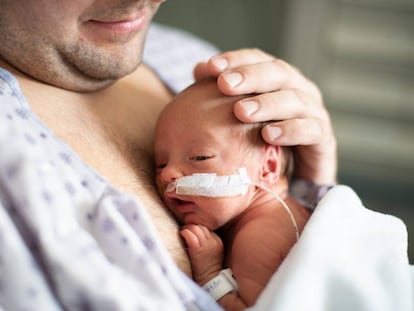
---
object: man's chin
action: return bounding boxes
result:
[58,77,117,93]
[52,60,141,92]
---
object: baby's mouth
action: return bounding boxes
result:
[167,196,196,213]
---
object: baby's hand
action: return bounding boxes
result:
[180,224,224,285]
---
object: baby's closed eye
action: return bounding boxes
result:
[189,155,213,161]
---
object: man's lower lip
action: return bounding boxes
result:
[88,15,146,34]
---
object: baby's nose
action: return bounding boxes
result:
[160,164,183,186]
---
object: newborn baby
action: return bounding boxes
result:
[154,79,310,310]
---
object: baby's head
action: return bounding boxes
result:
[154,79,292,228]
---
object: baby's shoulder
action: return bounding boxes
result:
[230,203,300,261]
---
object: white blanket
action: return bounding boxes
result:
[250,185,414,311]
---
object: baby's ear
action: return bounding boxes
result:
[260,145,282,185]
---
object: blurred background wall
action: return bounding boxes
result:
[154,0,414,262]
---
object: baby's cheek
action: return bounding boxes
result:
[154,177,165,196]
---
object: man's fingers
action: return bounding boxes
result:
[212,48,274,69]
[217,59,297,95]
[261,118,325,146]
[194,49,319,99]
[193,62,211,81]
[194,48,275,84]
[233,89,318,123]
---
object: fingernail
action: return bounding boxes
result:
[268,126,282,140]
[211,57,228,71]
[222,72,243,88]
[239,101,259,116]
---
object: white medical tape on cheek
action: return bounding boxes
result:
[165,167,251,197]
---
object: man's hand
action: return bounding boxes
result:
[194,48,337,184]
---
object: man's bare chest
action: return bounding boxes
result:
[18,69,193,275]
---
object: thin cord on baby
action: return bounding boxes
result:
[252,182,300,241]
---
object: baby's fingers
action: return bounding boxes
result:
[180,224,213,248]
[180,227,201,249]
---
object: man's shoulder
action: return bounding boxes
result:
[143,23,220,93]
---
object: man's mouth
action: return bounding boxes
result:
[87,14,147,35]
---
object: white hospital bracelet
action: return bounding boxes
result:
[202,268,238,301]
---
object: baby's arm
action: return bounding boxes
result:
[180,225,248,311]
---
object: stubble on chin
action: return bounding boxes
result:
[0,8,149,92]
[27,37,145,92]
[64,40,142,79]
